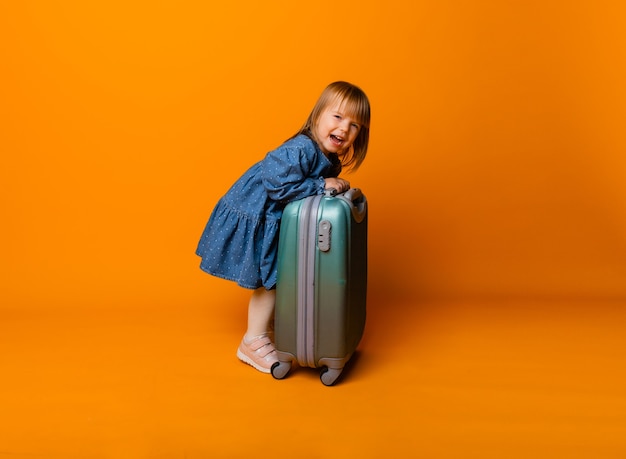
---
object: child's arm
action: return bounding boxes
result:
[261,144,339,203]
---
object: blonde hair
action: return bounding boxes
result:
[291,81,371,172]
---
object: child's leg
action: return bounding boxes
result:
[237,287,277,373]
[245,287,276,339]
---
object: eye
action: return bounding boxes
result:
[334,114,342,119]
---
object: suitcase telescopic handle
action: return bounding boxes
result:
[323,188,362,200]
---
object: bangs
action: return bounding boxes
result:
[334,92,371,129]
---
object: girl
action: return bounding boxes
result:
[196,81,371,373]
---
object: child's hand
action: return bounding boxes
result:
[324,177,350,193]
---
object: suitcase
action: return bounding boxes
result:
[271,188,368,386]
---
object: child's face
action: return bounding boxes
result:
[313,100,361,155]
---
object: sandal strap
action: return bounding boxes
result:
[248,335,276,358]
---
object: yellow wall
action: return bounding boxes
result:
[2,1,626,309]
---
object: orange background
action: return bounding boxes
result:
[1,1,625,458]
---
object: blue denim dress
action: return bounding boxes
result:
[196,134,340,290]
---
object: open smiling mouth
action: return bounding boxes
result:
[330,135,344,146]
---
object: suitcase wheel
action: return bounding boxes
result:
[320,366,343,386]
[271,361,292,380]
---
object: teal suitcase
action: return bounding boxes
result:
[271,188,367,385]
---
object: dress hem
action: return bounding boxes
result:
[198,264,276,291]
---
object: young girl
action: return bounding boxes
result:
[196,81,371,374]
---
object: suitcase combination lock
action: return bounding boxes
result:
[318,220,332,252]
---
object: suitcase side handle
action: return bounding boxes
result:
[342,187,362,202]
[327,187,367,223]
